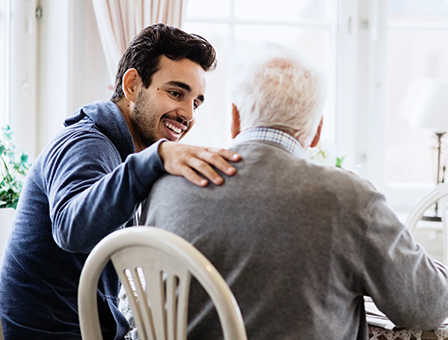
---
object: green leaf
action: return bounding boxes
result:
[20,153,28,164]
[336,156,345,168]
[0,125,31,209]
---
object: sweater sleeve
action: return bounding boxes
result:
[361,192,448,330]
[44,129,166,253]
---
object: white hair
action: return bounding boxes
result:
[231,43,326,146]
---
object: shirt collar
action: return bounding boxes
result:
[232,127,306,159]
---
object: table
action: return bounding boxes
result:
[369,325,448,340]
[365,296,448,340]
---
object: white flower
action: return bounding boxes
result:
[306,139,338,166]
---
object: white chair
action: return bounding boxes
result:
[78,226,247,340]
[406,183,448,264]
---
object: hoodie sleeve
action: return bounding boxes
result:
[44,126,166,253]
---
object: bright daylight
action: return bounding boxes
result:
[1,0,448,340]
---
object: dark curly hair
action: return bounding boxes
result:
[111,23,217,103]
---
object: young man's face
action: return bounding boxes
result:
[130,55,207,148]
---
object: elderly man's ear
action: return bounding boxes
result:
[231,104,241,139]
[310,117,323,148]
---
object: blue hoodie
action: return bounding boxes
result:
[0,101,165,339]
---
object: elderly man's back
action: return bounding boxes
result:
[140,136,448,340]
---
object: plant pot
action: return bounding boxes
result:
[0,208,15,257]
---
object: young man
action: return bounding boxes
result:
[0,23,240,339]
[136,44,448,339]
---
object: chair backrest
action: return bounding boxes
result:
[78,226,247,340]
[406,182,448,264]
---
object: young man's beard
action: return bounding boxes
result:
[131,92,160,148]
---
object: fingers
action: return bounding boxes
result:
[185,157,224,186]
[198,149,238,178]
[206,147,242,162]
[158,142,241,187]
[176,164,209,187]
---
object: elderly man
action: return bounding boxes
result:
[136,44,448,339]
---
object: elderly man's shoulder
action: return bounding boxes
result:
[152,142,377,199]
[306,158,375,187]
[234,141,376,189]
[299,161,381,209]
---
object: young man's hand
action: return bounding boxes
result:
[158,141,241,187]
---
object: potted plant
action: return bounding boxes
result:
[0,125,31,254]
[1,125,30,209]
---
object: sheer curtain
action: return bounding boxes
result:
[91,0,189,84]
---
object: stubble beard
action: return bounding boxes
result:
[131,90,160,148]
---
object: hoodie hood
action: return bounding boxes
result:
[64,100,135,161]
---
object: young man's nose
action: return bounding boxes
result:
[179,101,195,123]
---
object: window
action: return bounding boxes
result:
[182,0,338,149]
[362,0,448,211]
[385,1,448,185]
[184,0,448,214]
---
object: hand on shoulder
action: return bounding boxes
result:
[158,141,241,187]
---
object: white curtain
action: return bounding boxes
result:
[92,0,189,85]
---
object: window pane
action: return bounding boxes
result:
[234,25,330,70]
[389,0,448,23]
[185,0,230,19]
[235,0,329,22]
[385,29,448,184]
[181,23,232,147]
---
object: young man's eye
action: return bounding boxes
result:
[169,91,181,98]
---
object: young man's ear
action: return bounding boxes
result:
[310,116,323,148]
[122,68,140,103]
[231,104,241,139]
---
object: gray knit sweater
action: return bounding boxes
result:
[137,137,448,340]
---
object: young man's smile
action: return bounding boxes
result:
[162,117,188,140]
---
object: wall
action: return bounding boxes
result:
[36,0,111,153]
